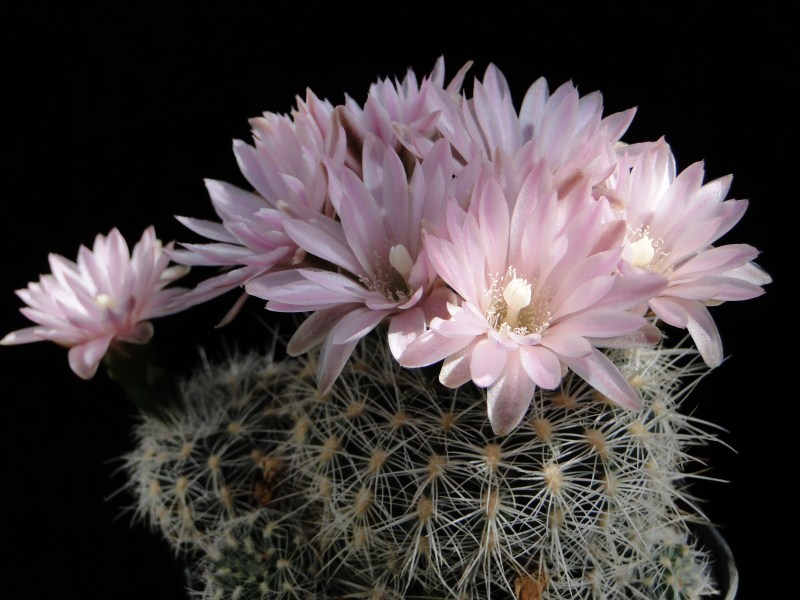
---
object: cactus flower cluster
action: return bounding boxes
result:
[2,59,768,598]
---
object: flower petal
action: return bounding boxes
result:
[561,348,641,410]
[676,298,723,368]
[68,336,113,380]
[400,330,474,368]
[287,305,358,356]
[487,357,536,436]
[470,337,507,387]
[387,307,426,361]
[439,341,477,388]
[519,345,562,389]
[331,307,389,345]
[317,336,359,394]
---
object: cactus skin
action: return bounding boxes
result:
[125,334,721,599]
[191,511,322,600]
[124,350,309,552]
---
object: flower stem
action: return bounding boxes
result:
[103,341,179,421]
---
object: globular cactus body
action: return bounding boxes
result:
[126,335,721,599]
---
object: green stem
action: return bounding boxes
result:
[103,341,180,421]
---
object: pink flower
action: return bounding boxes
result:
[246,137,456,392]
[609,140,770,367]
[429,64,635,196]
[400,164,664,435]
[2,227,189,379]
[336,57,472,170]
[171,91,346,312]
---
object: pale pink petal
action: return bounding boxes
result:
[470,337,507,387]
[422,286,459,322]
[722,260,771,286]
[172,266,261,309]
[600,107,636,143]
[281,216,362,276]
[587,323,661,348]
[387,307,427,360]
[519,345,562,389]
[117,322,154,345]
[174,242,255,265]
[439,341,477,387]
[424,234,480,304]
[205,179,267,220]
[431,305,489,338]
[68,336,113,380]
[476,175,510,275]
[331,307,390,345]
[1,326,47,345]
[550,275,616,320]
[287,305,359,356]
[676,298,724,368]
[175,216,238,244]
[317,335,360,394]
[670,244,759,282]
[487,357,536,436]
[596,266,667,311]
[297,269,373,301]
[549,310,647,339]
[244,269,306,299]
[400,330,474,368]
[648,296,690,328]
[663,278,765,302]
[539,333,592,358]
[561,348,641,410]
[336,165,390,275]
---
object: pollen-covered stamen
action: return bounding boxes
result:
[484,267,551,336]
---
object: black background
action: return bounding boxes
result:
[2,4,793,598]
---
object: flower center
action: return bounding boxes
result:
[484,267,551,336]
[95,293,117,309]
[630,234,656,268]
[388,244,413,281]
[502,276,531,328]
[363,244,414,304]
[628,226,668,271]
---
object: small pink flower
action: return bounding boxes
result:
[609,140,771,367]
[2,227,189,379]
[246,138,456,392]
[401,163,664,435]
[171,91,346,311]
[336,57,472,170]
[429,64,635,195]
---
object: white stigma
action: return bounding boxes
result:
[630,234,656,268]
[95,293,116,309]
[502,276,532,328]
[389,244,414,281]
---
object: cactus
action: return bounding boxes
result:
[191,510,322,600]
[125,332,724,599]
[124,349,309,552]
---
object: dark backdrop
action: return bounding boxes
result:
[2,4,792,598]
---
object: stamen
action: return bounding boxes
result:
[630,234,656,268]
[484,266,550,337]
[96,293,116,309]
[388,244,414,281]
[628,226,669,271]
[362,246,415,304]
[502,277,531,328]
